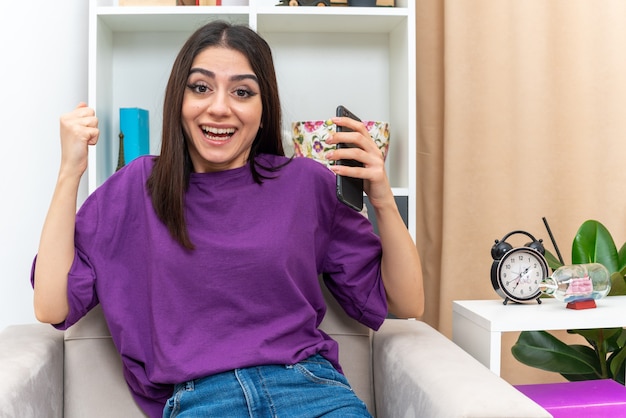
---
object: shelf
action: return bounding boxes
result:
[390,187,409,196]
[95,6,249,31]
[89,0,416,239]
[256,7,408,33]
[94,3,409,33]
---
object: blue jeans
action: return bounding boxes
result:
[162,354,371,417]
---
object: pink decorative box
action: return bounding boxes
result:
[515,379,626,417]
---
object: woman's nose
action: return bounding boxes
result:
[207,91,230,116]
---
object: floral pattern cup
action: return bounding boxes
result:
[291,120,390,168]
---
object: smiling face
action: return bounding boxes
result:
[182,46,263,173]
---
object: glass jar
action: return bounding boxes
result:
[540,263,611,303]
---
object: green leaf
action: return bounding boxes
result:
[617,328,626,348]
[561,372,602,381]
[609,346,626,384]
[604,328,626,353]
[512,331,600,376]
[618,241,626,272]
[609,272,626,296]
[561,344,604,381]
[544,249,564,271]
[572,220,619,273]
[568,328,622,352]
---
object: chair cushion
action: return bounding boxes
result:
[319,277,374,415]
[64,305,146,417]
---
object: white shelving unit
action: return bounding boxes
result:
[88,0,416,239]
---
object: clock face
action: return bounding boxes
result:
[497,247,548,302]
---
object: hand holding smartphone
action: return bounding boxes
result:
[335,105,364,211]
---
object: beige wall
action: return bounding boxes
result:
[416,0,626,385]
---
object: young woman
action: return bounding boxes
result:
[33,20,423,417]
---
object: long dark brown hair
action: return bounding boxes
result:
[147,20,286,250]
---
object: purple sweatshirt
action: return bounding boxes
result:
[32,154,387,417]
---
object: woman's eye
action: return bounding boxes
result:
[234,88,255,98]
[188,83,210,94]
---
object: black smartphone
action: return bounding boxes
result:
[335,105,364,211]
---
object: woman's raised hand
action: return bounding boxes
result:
[59,102,99,178]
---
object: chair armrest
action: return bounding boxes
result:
[0,324,64,418]
[372,319,552,418]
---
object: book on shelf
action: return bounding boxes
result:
[119,108,150,164]
[119,0,220,5]
[176,0,220,4]
[119,0,175,5]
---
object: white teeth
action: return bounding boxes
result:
[201,126,235,135]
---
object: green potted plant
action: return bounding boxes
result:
[511,220,626,384]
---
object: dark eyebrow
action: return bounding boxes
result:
[189,68,259,84]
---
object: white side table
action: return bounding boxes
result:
[452,296,626,376]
